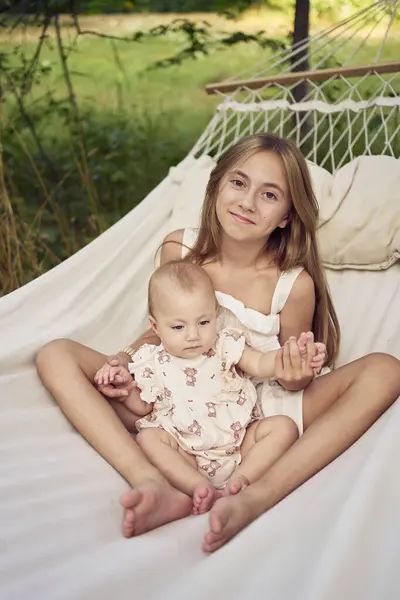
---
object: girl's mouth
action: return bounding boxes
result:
[229,211,255,225]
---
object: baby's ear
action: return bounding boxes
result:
[148,315,159,335]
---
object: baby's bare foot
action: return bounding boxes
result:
[120,479,192,537]
[297,331,309,362]
[202,489,263,553]
[193,484,221,515]
[223,473,249,496]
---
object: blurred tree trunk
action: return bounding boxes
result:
[292,0,310,76]
[292,0,311,145]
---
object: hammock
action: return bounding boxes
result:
[1,2,400,598]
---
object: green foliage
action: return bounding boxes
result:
[0,0,388,19]
[1,0,399,294]
[82,0,136,14]
[83,0,265,13]
[3,106,191,259]
[2,12,281,292]
[79,0,380,17]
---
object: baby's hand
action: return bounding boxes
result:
[297,332,327,374]
[94,358,136,399]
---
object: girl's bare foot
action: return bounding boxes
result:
[193,484,222,515]
[223,473,249,496]
[202,488,263,553]
[120,479,193,537]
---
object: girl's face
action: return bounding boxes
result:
[215,151,292,245]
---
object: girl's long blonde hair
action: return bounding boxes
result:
[186,133,340,366]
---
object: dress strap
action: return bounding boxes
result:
[270,267,304,315]
[181,228,199,258]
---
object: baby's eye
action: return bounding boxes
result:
[199,320,210,326]
[171,325,184,330]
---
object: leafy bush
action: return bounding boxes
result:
[3,104,195,264]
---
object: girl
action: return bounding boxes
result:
[94,260,325,515]
[36,133,400,550]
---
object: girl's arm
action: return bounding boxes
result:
[116,328,160,368]
[279,271,315,342]
[277,271,316,391]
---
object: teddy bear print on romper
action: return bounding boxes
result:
[129,328,257,489]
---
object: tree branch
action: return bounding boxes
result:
[22,13,52,95]
[54,12,103,231]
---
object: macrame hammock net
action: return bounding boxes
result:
[1,2,400,599]
[195,0,400,170]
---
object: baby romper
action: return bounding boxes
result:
[129,328,257,489]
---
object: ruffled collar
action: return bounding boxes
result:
[215,290,279,335]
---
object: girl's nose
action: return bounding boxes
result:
[238,189,256,212]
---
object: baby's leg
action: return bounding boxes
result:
[136,429,221,514]
[225,416,298,496]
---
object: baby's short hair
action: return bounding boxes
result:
[148,260,214,317]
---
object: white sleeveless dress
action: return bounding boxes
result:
[182,227,306,435]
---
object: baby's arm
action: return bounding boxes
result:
[238,334,327,380]
[237,346,277,380]
[126,392,153,417]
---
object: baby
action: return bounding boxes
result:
[95,261,326,514]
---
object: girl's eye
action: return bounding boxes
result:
[171,325,184,330]
[231,179,244,188]
[263,191,278,200]
[199,320,210,326]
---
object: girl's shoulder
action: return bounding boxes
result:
[160,229,185,264]
[163,229,185,244]
[281,268,314,303]
[270,266,312,316]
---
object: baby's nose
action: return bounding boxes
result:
[186,327,199,341]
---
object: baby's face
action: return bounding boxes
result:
[152,286,218,359]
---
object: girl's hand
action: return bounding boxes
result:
[275,335,315,391]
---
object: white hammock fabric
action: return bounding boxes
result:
[2,153,400,600]
[2,1,400,598]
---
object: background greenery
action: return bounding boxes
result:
[0,1,398,294]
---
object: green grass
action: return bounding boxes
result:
[3,32,277,133]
